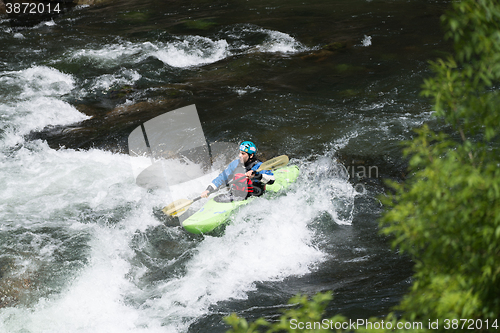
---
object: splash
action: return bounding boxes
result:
[362,35,372,47]
[0,145,354,332]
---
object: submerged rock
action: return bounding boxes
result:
[29,97,186,152]
[323,41,348,51]
[301,41,350,62]
[0,259,37,309]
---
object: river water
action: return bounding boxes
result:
[1,0,451,332]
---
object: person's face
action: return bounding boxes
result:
[239,151,250,163]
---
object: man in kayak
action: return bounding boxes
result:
[200,141,275,200]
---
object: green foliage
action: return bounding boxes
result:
[422,0,500,139]
[380,0,500,327]
[224,292,347,333]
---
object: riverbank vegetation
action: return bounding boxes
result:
[225,0,500,331]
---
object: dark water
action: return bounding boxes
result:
[0,0,451,332]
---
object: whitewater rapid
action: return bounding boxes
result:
[0,24,356,333]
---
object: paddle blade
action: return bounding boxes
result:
[257,155,289,171]
[162,198,193,216]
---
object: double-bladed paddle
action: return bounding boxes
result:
[162,155,289,217]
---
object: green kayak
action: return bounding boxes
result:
[181,165,300,234]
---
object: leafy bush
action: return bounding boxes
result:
[380,0,500,324]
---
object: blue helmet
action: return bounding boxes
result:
[239,141,257,155]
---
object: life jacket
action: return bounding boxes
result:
[230,173,253,199]
[229,158,266,198]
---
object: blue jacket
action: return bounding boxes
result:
[209,158,274,190]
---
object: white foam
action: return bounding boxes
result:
[90,68,142,93]
[255,29,309,53]
[0,143,139,225]
[224,24,309,54]
[297,155,356,225]
[21,97,87,132]
[1,225,161,333]
[69,41,154,68]
[0,66,89,146]
[232,85,261,96]
[0,65,75,100]
[362,35,372,47]
[37,19,56,27]
[152,37,231,68]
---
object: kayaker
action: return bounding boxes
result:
[200,141,275,200]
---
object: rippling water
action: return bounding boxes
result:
[1,0,450,332]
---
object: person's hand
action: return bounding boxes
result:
[201,190,210,198]
[245,170,255,179]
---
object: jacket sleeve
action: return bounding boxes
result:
[251,162,275,185]
[207,159,240,190]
